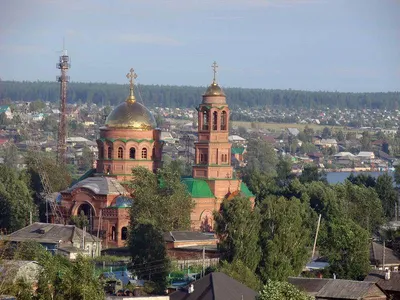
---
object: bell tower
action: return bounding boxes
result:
[193,62,233,181]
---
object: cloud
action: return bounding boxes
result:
[113,33,182,46]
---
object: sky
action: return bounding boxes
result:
[0,0,399,92]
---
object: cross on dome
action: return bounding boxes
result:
[212,61,218,84]
[126,68,138,103]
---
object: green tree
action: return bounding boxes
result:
[257,280,312,300]
[69,211,90,229]
[243,138,278,176]
[299,142,317,155]
[321,127,331,139]
[258,196,311,282]
[320,218,370,280]
[2,143,19,169]
[0,165,36,232]
[360,131,371,150]
[299,164,327,184]
[128,223,170,294]
[29,100,46,112]
[394,164,400,186]
[214,196,261,272]
[276,156,294,187]
[218,260,261,291]
[375,173,397,220]
[336,130,345,142]
[13,240,46,261]
[80,146,94,170]
[128,167,194,231]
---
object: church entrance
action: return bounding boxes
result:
[77,203,95,232]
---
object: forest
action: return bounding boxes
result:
[1,80,399,110]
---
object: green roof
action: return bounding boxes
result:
[0,106,10,114]
[232,147,245,155]
[240,182,254,197]
[182,178,215,198]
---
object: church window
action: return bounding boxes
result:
[141,148,147,159]
[121,227,128,240]
[221,111,227,130]
[117,147,123,159]
[111,226,116,241]
[200,153,208,164]
[212,111,218,130]
[107,146,112,159]
[202,110,209,130]
[129,147,136,159]
[221,154,228,163]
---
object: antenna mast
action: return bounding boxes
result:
[56,41,70,164]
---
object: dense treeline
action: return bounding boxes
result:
[1,80,399,109]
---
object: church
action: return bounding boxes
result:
[57,64,254,248]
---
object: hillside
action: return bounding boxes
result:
[0,80,399,110]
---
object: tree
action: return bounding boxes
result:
[218,260,261,291]
[69,211,89,229]
[29,100,46,112]
[0,165,36,232]
[275,156,294,187]
[128,167,194,231]
[128,223,170,294]
[13,240,46,261]
[360,131,371,150]
[80,146,94,170]
[2,143,19,169]
[214,196,261,272]
[320,218,370,280]
[299,164,327,184]
[336,130,345,142]
[258,196,311,282]
[394,165,400,186]
[321,127,331,139]
[299,142,317,155]
[243,138,278,176]
[375,173,397,220]
[346,173,376,188]
[257,280,312,300]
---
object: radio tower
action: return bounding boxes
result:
[56,42,70,164]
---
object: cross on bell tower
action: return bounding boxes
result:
[126,68,138,103]
[212,61,218,84]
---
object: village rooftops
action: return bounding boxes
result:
[370,241,400,267]
[334,152,355,157]
[6,222,101,245]
[289,277,386,300]
[164,231,216,243]
[364,270,400,293]
[170,272,257,300]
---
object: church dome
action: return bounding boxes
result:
[204,82,225,97]
[105,68,157,130]
[113,196,133,208]
[105,101,156,130]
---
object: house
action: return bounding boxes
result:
[32,113,44,122]
[370,241,400,271]
[164,231,219,268]
[287,128,300,137]
[6,222,102,259]
[228,135,246,145]
[288,277,387,299]
[307,152,324,163]
[364,270,400,299]
[82,116,95,127]
[0,106,13,119]
[357,151,375,160]
[169,272,258,300]
[334,152,355,159]
[314,138,338,149]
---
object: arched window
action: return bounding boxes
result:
[221,154,228,163]
[221,111,227,130]
[141,148,147,159]
[129,147,136,159]
[212,111,218,130]
[117,147,123,159]
[107,146,112,159]
[121,227,128,240]
[202,110,209,130]
[111,226,116,241]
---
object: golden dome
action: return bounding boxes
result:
[105,67,156,130]
[204,81,225,96]
[105,101,156,130]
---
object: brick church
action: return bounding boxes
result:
[57,64,254,248]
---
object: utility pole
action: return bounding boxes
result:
[383,240,386,270]
[312,214,322,260]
